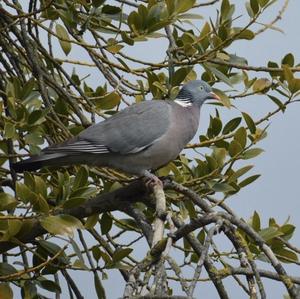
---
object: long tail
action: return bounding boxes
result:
[12,153,68,173]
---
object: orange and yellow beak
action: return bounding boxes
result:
[208,92,221,101]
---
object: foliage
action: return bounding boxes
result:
[0,0,299,298]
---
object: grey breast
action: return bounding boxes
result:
[102,101,201,175]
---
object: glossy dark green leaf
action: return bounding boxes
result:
[222,117,242,134]
[121,31,134,45]
[242,112,256,134]
[239,174,260,188]
[258,0,269,7]
[94,274,106,299]
[221,0,230,18]
[250,0,259,14]
[171,67,192,86]
[0,263,17,275]
[101,213,112,235]
[102,5,121,14]
[37,278,61,293]
[282,53,294,67]
[112,248,133,263]
[210,117,223,136]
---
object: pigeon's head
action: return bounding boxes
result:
[175,80,220,107]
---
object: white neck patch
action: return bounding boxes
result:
[174,99,192,107]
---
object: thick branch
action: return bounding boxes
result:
[0,181,149,253]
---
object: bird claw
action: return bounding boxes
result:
[142,171,163,190]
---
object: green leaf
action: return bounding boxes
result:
[121,31,134,45]
[40,215,83,237]
[101,213,112,235]
[259,227,282,241]
[178,13,203,19]
[251,211,261,231]
[4,123,16,139]
[212,89,231,108]
[239,174,260,188]
[16,182,36,204]
[112,248,133,263]
[275,248,299,263]
[212,182,235,193]
[0,263,17,276]
[85,214,99,229]
[199,22,211,50]
[280,224,295,239]
[175,0,196,14]
[235,28,255,40]
[210,117,222,136]
[55,24,71,56]
[283,65,294,84]
[245,2,254,18]
[258,0,269,7]
[222,117,242,134]
[268,95,286,112]
[242,112,256,134]
[106,44,124,54]
[73,167,89,189]
[171,67,192,86]
[0,283,13,299]
[234,127,247,148]
[289,78,300,94]
[242,148,264,160]
[228,140,243,157]
[228,165,254,183]
[250,0,259,14]
[102,5,121,14]
[0,193,17,211]
[252,78,271,92]
[94,274,106,299]
[37,278,61,293]
[282,53,294,67]
[221,0,230,18]
[206,65,233,87]
[212,148,227,167]
[8,219,22,238]
[24,133,44,145]
[94,92,121,110]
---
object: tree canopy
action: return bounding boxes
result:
[0,0,299,298]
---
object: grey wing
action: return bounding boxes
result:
[44,100,171,155]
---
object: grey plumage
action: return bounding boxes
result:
[12,80,220,178]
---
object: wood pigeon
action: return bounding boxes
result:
[12,80,220,182]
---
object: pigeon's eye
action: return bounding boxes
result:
[199,86,204,91]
